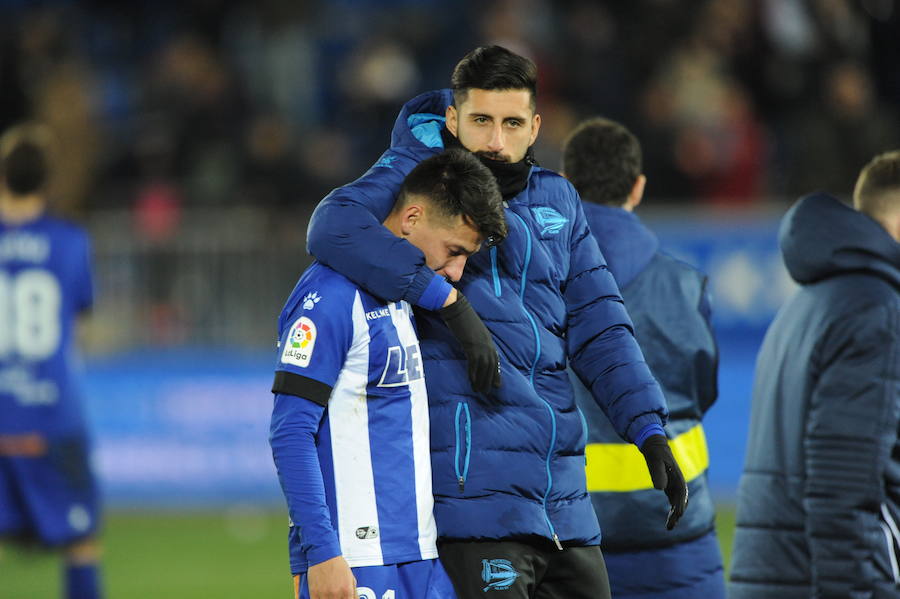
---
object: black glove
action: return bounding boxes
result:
[438,293,501,393]
[639,434,689,530]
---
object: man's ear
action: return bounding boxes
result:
[400,203,424,236]
[445,104,458,137]
[624,175,646,211]
[529,113,541,147]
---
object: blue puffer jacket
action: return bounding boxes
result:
[307,90,668,545]
[729,194,900,598]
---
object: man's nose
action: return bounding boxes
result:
[487,124,504,152]
[442,257,467,283]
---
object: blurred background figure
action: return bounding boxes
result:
[563,117,725,599]
[0,0,897,596]
[729,152,900,598]
[0,124,102,599]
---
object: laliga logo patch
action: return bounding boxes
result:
[281,316,317,368]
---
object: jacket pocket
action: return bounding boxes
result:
[454,402,471,492]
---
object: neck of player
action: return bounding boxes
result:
[0,193,46,225]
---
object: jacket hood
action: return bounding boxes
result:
[581,203,659,288]
[779,192,900,289]
[390,89,453,150]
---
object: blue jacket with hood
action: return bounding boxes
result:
[571,204,725,597]
[306,90,668,546]
[572,204,719,551]
[729,193,900,598]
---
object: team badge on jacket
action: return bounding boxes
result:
[281,317,317,367]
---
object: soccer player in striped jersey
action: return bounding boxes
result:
[270,149,507,599]
[0,124,102,599]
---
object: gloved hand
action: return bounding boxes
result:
[639,434,689,530]
[439,293,501,393]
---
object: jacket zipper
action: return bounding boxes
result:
[490,246,502,297]
[454,402,471,492]
[509,210,563,550]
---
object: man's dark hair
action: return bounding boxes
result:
[854,150,900,221]
[0,127,49,196]
[397,148,507,245]
[562,117,642,207]
[450,45,537,110]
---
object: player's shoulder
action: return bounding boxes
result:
[528,167,579,206]
[32,214,90,243]
[280,262,362,323]
[654,250,708,280]
[530,166,572,188]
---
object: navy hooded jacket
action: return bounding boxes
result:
[572,204,719,551]
[729,193,900,598]
[306,90,668,545]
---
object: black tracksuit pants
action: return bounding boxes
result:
[438,539,612,599]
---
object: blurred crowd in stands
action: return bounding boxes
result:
[1,0,898,229]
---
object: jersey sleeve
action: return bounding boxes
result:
[269,392,341,567]
[271,287,356,407]
[74,229,94,313]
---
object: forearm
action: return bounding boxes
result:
[571,324,667,441]
[269,394,341,566]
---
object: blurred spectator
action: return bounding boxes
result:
[784,60,899,196]
[143,33,246,205]
[14,7,103,216]
[636,5,768,205]
[0,25,28,133]
[240,113,306,208]
[223,1,321,130]
[0,0,896,211]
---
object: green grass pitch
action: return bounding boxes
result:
[0,505,736,598]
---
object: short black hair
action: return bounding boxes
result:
[562,117,642,207]
[854,149,900,220]
[397,148,507,246]
[450,45,537,110]
[0,127,50,196]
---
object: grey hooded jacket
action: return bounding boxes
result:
[729,193,900,598]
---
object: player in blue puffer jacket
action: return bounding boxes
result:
[306,46,688,599]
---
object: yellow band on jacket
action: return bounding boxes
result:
[584,424,709,493]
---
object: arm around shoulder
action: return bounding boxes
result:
[305,150,452,310]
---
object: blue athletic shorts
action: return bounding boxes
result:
[0,436,100,546]
[295,558,457,599]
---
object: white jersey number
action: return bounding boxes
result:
[357,588,395,599]
[0,269,62,360]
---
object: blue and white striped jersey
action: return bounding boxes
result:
[0,214,93,437]
[272,261,437,570]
